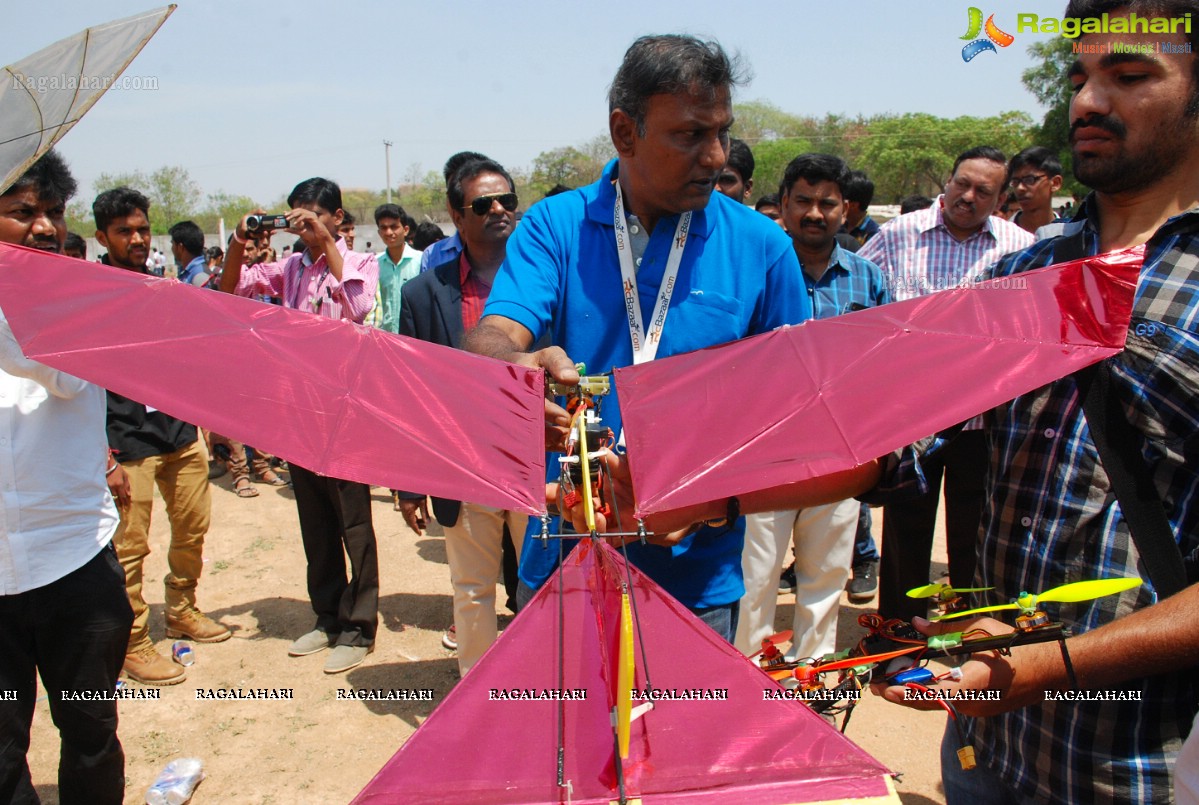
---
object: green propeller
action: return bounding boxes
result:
[931,577,1142,622]
[906,582,994,599]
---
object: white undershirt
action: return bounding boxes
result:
[0,305,117,594]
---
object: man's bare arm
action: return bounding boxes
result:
[874,581,1199,717]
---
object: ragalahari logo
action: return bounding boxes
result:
[961,7,1015,61]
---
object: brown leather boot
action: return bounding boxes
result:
[124,645,186,686]
[166,607,231,643]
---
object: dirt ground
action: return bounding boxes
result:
[27,467,954,804]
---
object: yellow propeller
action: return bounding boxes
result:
[932,577,1142,621]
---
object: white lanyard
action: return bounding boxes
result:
[613,180,690,365]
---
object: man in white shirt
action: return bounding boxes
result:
[0,150,134,804]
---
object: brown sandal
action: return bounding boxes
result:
[234,477,259,498]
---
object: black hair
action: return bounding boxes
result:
[168,220,205,257]
[900,194,935,214]
[442,151,490,185]
[1008,146,1064,178]
[447,158,515,212]
[286,177,342,214]
[780,153,851,198]
[608,35,748,136]
[411,221,448,251]
[544,184,573,198]
[340,210,355,227]
[950,146,1008,179]
[64,231,86,258]
[726,139,755,182]
[843,170,875,208]
[374,203,410,225]
[5,150,77,203]
[754,193,780,211]
[93,186,150,231]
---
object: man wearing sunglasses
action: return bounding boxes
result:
[396,157,528,676]
[1007,146,1065,235]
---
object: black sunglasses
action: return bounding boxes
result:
[463,192,518,215]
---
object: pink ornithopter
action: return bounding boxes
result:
[0,242,1141,803]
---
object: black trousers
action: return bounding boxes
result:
[878,429,989,622]
[0,545,133,805]
[289,464,379,647]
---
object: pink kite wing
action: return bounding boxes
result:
[616,250,1142,517]
[355,539,894,804]
[0,243,546,514]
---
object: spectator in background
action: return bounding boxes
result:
[716,138,754,203]
[169,220,207,286]
[737,154,889,660]
[63,231,86,259]
[411,222,447,252]
[220,177,381,675]
[397,157,526,676]
[0,150,134,805]
[841,170,880,245]
[368,203,422,335]
[858,146,1034,624]
[899,194,934,214]
[94,187,230,687]
[1007,146,1064,234]
[754,193,784,227]
[338,210,356,250]
[419,151,491,273]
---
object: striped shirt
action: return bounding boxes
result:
[458,252,490,333]
[875,198,1199,803]
[858,197,1034,302]
[234,238,378,323]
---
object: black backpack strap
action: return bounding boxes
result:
[1058,228,1188,598]
[1075,364,1188,598]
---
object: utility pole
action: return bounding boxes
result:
[384,140,393,204]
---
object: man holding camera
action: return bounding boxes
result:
[220,178,381,675]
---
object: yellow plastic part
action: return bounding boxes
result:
[957,745,977,771]
[617,591,634,759]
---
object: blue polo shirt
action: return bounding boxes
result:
[484,159,810,609]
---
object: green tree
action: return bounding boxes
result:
[732,100,810,141]
[855,112,1034,202]
[94,166,201,233]
[749,138,815,199]
[147,166,200,230]
[193,192,259,235]
[1022,36,1082,196]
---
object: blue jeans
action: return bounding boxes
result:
[940,719,1020,805]
[852,502,879,564]
[516,581,739,643]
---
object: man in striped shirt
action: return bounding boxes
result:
[221,178,382,675]
[873,2,1199,801]
[858,147,1033,624]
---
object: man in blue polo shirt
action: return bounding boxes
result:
[466,35,877,641]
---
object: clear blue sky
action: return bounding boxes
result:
[3,0,1067,204]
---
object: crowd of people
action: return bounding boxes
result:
[1,0,1198,803]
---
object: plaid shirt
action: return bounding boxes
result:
[858,197,1034,302]
[803,243,890,320]
[875,198,1199,803]
[459,252,491,333]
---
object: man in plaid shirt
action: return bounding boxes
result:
[872,2,1199,802]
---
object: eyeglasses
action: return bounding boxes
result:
[1009,174,1047,190]
[463,193,518,215]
